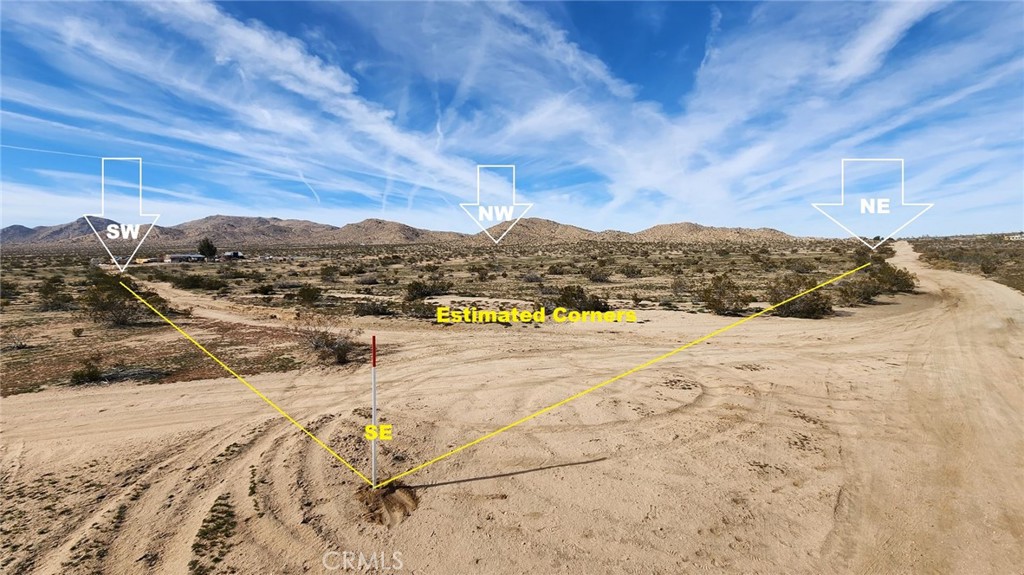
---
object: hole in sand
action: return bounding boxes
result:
[355,482,419,527]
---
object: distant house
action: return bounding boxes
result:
[164,253,206,263]
[221,251,245,260]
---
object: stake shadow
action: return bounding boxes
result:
[407,457,608,489]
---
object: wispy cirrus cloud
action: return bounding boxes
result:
[1,0,1020,236]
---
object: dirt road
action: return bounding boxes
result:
[2,241,1021,574]
[822,242,1024,574]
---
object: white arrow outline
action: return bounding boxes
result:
[460,164,533,244]
[812,158,933,250]
[84,157,160,272]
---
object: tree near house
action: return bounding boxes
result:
[197,237,217,260]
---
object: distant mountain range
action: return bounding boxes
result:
[0,214,792,249]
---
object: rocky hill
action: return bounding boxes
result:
[2,215,793,249]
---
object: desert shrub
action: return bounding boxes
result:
[70,355,103,385]
[169,274,228,291]
[767,273,833,318]
[670,276,689,296]
[874,242,896,258]
[295,316,363,364]
[979,257,998,275]
[852,246,872,265]
[869,262,917,293]
[401,301,439,319]
[582,267,611,283]
[4,331,29,350]
[251,284,275,295]
[547,264,568,275]
[522,273,543,283]
[297,285,322,306]
[353,301,393,316]
[321,265,340,282]
[217,267,263,281]
[38,275,74,311]
[697,274,752,316]
[541,285,610,312]
[853,245,894,267]
[354,274,379,285]
[80,270,165,326]
[787,259,816,274]
[836,277,884,306]
[0,279,19,300]
[71,327,85,337]
[405,280,452,301]
[619,264,643,278]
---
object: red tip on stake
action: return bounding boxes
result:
[371,335,376,367]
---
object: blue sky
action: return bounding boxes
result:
[1,1,1022,236]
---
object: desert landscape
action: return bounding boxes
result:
[1,216,1022,574]
[3,1,1023,573]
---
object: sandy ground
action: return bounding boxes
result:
[2,241,1022,574]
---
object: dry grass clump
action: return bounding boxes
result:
[294,315,364,364]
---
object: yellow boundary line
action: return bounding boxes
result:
[122,262,869,489]
[119,282,374,487]
[374,262,869,488]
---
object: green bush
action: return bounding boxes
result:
[869,262,917,293]
[836,277,884,306]
[401,301,439,318]
[0,279,19,300]
[542,285,610,312]
[70,356,103,385]
[767,274,833,318]
[353,301,393,316]
[619,264,643,278]
[405,280,452,301]
[297,285,322,306]
[169,274,228,291]
[582,267,611,283]
[787,259,816,274]
[697,274,752,316]
[38,275,74,311]
[80,270,167,326]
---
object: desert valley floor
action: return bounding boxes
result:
[2,242,1022,574]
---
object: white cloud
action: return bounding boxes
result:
[1,0,1021,237]
[825,1,947,86]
